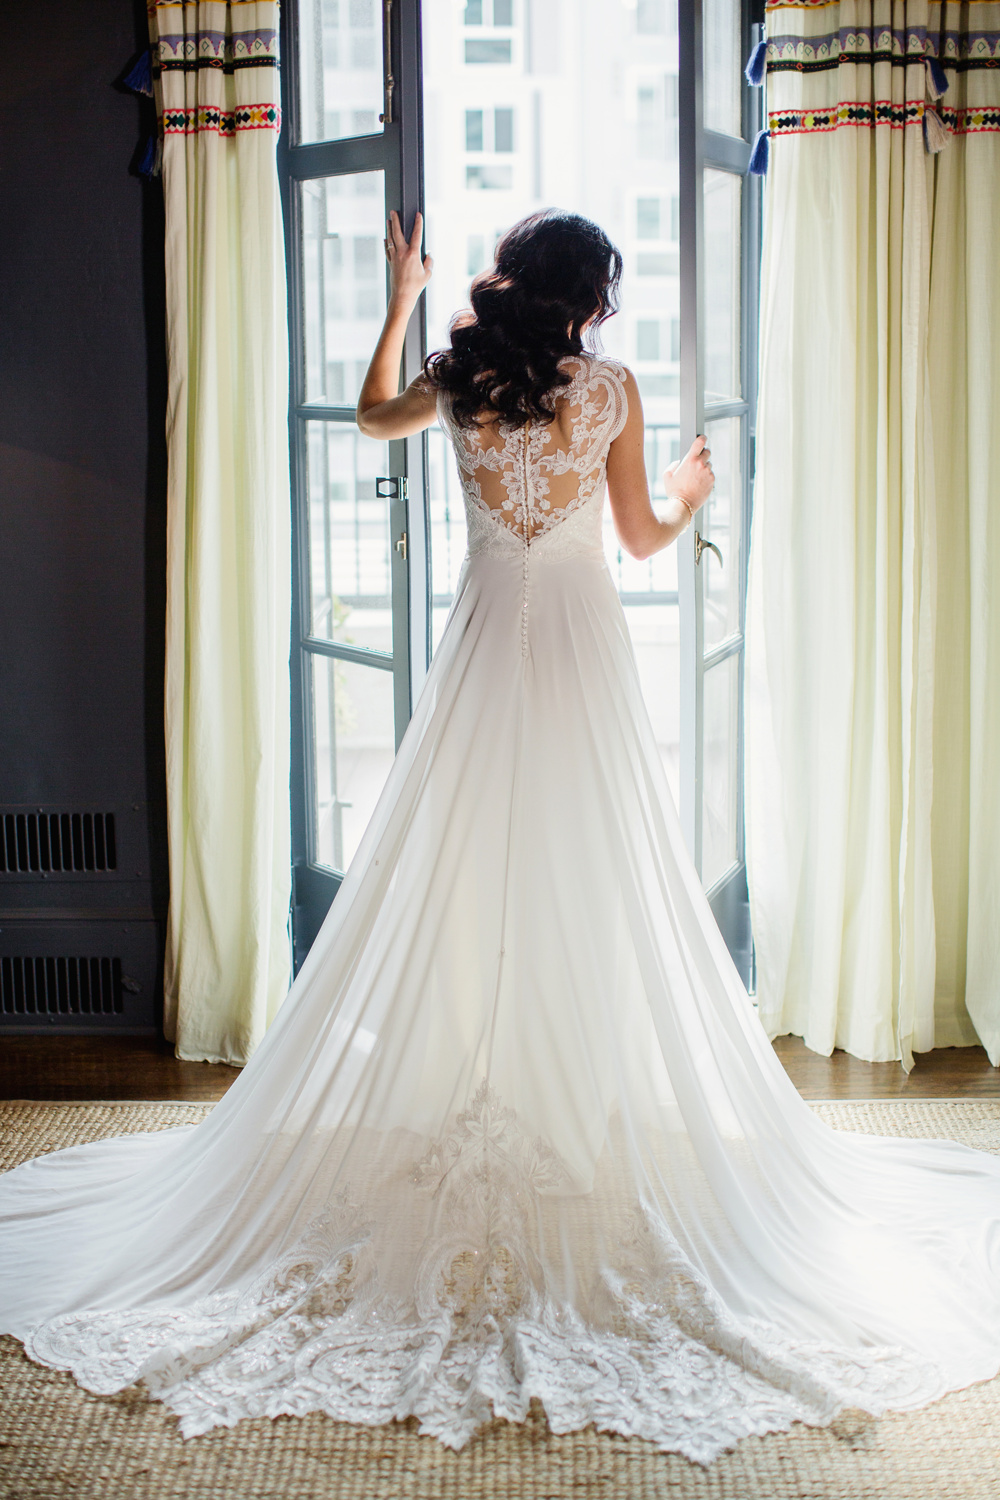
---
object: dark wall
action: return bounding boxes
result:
[0,1,169,1030]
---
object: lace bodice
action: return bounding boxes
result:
[437,355,628,566]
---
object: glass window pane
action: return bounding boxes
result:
[297,0,384,145]
[466,164,513,191]
[636,197,661,239]
[305,422,391,649]
[494,107,514,152]
[311,655,395,873]
[703,0,742,138]
[465,38,512,64]
[704,168,741,401]
[636,320,660,361]
[701,415,743,650]
[702,653,740,887]
[300,172,386,408]
[637,0,667,36]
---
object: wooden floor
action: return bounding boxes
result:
[1,1032,999,1103]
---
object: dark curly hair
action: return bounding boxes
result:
[424,210,622,430]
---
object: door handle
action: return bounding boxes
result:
[695,531,723,568]
[379,0,395,124]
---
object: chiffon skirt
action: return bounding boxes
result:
[2,548,1000,1464]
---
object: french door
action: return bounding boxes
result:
[282,0,761,980]
[280,0,428,966]
[678,0,763,983]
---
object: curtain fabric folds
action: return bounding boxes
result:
[150,2,292,1065]
[747,1,1000,1067]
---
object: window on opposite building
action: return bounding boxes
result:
[636,197,661,239]
[465,0,513,22]
[494,107,514,151]
[465,39,512,63]
[636,251,674,276]
[465,108,515,154]
[636,320,661,361]
[635,318,682,363]
[636,0,667,34]
[467,234,488,275]
[466,165,513,190]
[636,82,666,159]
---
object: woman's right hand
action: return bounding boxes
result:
[385,209,433,309]
[664,435,714,514]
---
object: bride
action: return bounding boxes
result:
[2,208,1000,1466]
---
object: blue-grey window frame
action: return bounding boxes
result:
[279,0,430,970]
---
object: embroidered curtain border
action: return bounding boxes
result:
[763,0,1000,137]
[768,101,1000,133]
[162,104,281,135]
[146,1,283,138]
[148,1,281,82]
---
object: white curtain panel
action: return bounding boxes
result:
[747,1,1000,1067]
[151,1,292,1064]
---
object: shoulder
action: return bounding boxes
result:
[588,359,636,441]
[575,355,636,404]
[594,357,635,394]
[408,369,439,402]
[559,354,632,398]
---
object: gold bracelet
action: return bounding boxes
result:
[675,493,696,523]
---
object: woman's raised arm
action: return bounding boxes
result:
[356,210,439,440]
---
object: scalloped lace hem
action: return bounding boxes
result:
[22,1234,956,1465]
[15,1080,983,1464]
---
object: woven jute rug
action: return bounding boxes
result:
[2,1098,1000,1500]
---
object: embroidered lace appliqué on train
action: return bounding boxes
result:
[25,1083,942,1462]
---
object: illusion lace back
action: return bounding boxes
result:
[439,355,625,546]
[3,353,1000,1463]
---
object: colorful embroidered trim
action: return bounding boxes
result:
[162,103,281,136]
[938,102,1000,130]
[768,29,1000,74]
[768,99,925,134]
[156,29,279,73]
[768,98,1000,135]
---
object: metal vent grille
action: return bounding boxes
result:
[0,955,123,1016]
[0,812,117,873]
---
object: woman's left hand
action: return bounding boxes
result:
[385,209,433,308]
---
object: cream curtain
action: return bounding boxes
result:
[150,1,292,1064]
[746,1,1000,1067]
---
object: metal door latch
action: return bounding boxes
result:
[695,531,723,567]
[376,476,407,499]
[395,533,408,561]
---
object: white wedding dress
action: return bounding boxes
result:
[3,355,1000,1464]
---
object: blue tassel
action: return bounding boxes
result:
[928,55,949,98]
[137,135,161,180]
[123,48,153,97]
[745,39,767,87]
[748,129,769,175]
